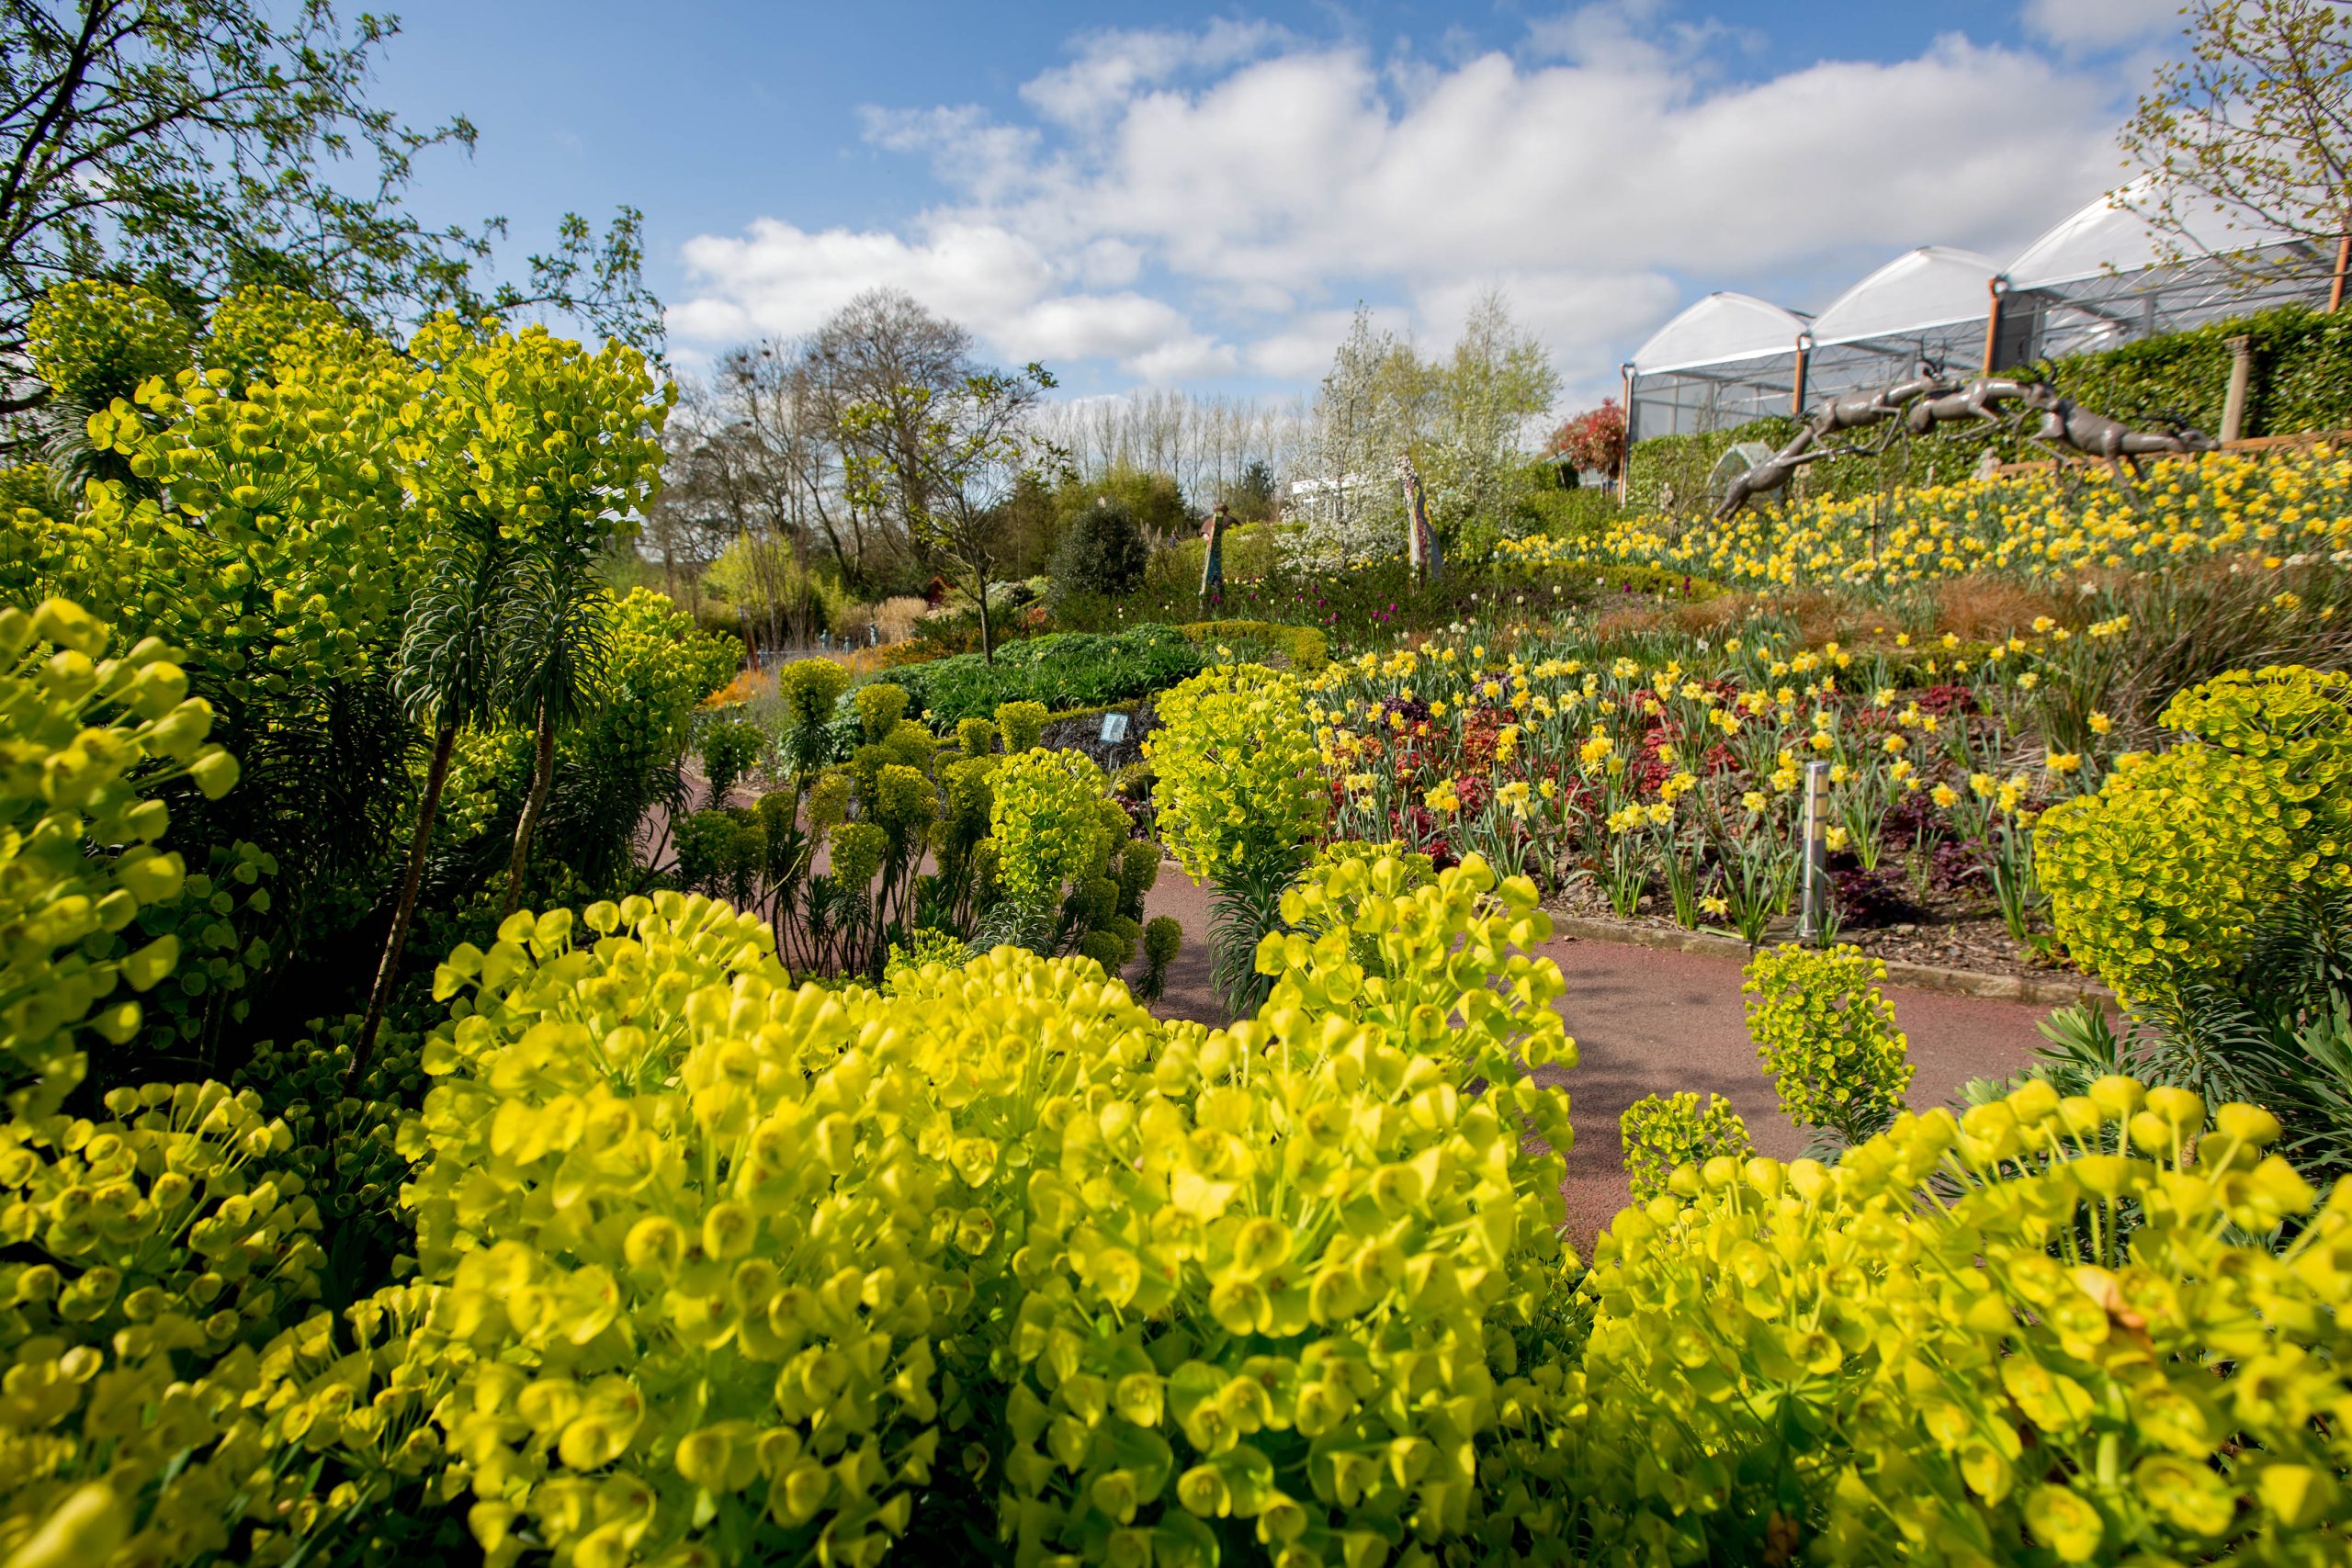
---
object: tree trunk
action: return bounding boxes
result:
[976,570,992,664]
[351,720,458,1089]
[500,699,558,920]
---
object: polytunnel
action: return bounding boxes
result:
[1623,292,1810,438]
[1621,179,2341,443]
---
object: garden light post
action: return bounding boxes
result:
[1798,760,1830,944]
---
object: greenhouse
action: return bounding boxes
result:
[1624,180,2342,441]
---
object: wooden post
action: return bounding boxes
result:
[1618,363,1634,499]
[1791,333,1810,419]
[2221,334,2254,443]
[2333,232,2351,312]
[1981,276,2007,374]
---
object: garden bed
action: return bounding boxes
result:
[1542,881,2099,998]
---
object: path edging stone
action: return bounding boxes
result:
[1544,913,2112,1009]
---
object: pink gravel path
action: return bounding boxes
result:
[1136,866,2052,1257]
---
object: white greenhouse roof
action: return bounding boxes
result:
[1631,292,1808,373]
[2008,176,2300,288]
[1807,246,1999,345]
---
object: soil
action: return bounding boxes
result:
[1542,881,2078,987]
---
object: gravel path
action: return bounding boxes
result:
[1136,866,2054,1256]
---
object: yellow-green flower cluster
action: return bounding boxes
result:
[0,599,237,1114]
[1743,944,1913,1145]
[1618,1091,1753,1202]
[2038,666,2352,1003]
[1543,1078,2352,1563]
[1147,663,1326,882]
[989,746,1118,913]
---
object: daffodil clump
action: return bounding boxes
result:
[2038,665,2352,1004]
[1307,614,2120,944]
[1498,443,2352,592]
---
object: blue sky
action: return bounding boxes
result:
[365,0,2189,407]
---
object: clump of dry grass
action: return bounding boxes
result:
[1928,576,2070,642]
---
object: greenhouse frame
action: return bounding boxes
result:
[1623,180,2343,443]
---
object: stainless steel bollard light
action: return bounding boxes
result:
[1798,760,1830,943]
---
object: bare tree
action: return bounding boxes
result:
[843,363,1065,663]
[2120,1,2352,290]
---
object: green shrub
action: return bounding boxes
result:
[1049,495,1149,599]
[1618,1090,1754,1201]
[2039,666,2352,1004]
[888,625,1204,728]
[697,716,765,806]
[1179,618,1329,672]
[995,699,1049,757]
[1743,943,1914,1146]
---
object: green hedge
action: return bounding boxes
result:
[1627,303,2352,513]
[1178,618,1329,671]
[887,623,1204,729]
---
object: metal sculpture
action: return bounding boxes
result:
[1199,502,1229,600]
[1711,360,2219,520]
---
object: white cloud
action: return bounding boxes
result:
[671,17,2147,399]
[2021,0,2185,50]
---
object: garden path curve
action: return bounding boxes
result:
[1136,869,2053,1256]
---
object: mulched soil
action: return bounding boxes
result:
[1543,881,2078,986]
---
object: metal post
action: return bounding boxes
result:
[2221,334,2254,443]
[1798,761,1831,943]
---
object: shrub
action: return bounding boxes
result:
[1136,914,1183,1001]
[996,699,1049,756]
[398,857,1576,1568]
[1048,495,1148,599]
[2038,666,2352,1004]
[852,680,909,742]
[1618,1090,1753,1201]
[1551,1078,2349,1563]
[1743,943,1913,1147]
[26,280,193,409]
[888,625,1204,728]
[698,716,765,806]
[1147,664,1326,885]
[989,748,1115,917]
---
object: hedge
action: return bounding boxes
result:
[1178,618,1329,671]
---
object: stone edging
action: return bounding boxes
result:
[1545,913,2112,1008]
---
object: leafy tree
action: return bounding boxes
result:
[0,0,662,421]
[842,362,1065,663]
[2120,0,2352,287]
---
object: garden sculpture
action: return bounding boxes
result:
[2018,382,2218,493]
[1397,455,1442,585]
[1713,426,1841,519]
[1713,365,2220,519]
[1199,502,1229,600]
